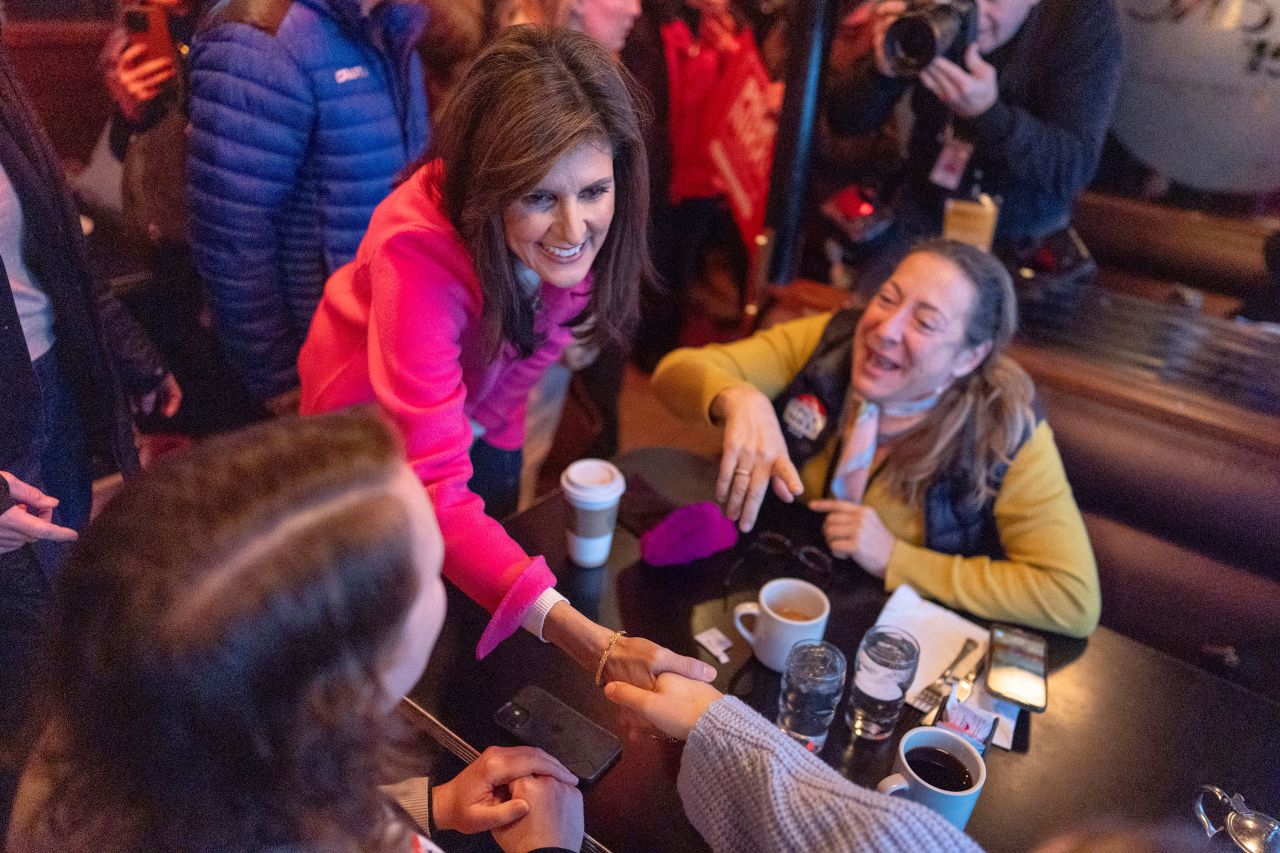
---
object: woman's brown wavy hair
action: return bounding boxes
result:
[422,24,652,359]
[29,409,419,852]
[877,239,1036,510]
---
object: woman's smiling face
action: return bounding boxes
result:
[851,252,990,404]
[502,140,616,289]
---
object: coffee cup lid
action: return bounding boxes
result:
[560,459,626,507]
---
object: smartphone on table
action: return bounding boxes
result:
[123,2,177,67]
[495,685,622,785]
[985,624,1048,712]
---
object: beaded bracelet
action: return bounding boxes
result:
[594,629,627,687]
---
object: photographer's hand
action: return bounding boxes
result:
[921,43,997,118]
[871,0,908,77]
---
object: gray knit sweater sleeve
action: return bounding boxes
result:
[678,697,986,853]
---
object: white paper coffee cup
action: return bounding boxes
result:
[560,459,626,568]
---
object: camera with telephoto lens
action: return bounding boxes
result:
[882,0,978,77]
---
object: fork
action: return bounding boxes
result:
[916,638,979,714]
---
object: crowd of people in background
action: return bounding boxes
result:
[0,0,1164,849]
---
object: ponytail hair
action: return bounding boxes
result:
[881,239,1035,510]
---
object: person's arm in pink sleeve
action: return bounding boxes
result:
[365,239,716,684]
[364,231,554,655]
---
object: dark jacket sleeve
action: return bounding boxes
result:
[92,275,168,395]
[965,1,1123,201]
[826,53,913,138]
[187,22,314,401]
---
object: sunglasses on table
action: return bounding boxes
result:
[723,530,837,598]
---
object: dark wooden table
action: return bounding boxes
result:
[406,448,1280,853]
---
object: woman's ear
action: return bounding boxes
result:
[951,339,993,380]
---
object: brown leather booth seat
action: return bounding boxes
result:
[1037,385,1280,700]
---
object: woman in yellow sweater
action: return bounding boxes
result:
[651,239,1099,638]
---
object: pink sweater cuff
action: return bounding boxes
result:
[475,556,557,658]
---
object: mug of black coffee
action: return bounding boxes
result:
[876,726,986,829]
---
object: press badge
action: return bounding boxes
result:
[929,137,974,191]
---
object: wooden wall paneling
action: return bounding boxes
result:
[2,20,114,166]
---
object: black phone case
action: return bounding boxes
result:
[494,685,622,785]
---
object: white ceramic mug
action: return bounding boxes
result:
[876,726,987,829]
[732,578,830,671]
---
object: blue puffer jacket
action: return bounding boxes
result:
[188,0,428,401]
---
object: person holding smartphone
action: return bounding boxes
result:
[102,0,264,437]
[8,409,585,853]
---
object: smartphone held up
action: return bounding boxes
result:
[123,2,178,68]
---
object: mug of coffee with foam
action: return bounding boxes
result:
[877,726,987,829]
[733,578,830,671]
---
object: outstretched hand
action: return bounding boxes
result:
[432,746,577,835]
[602,634,717,690]
[712,383,804,533]
[604,672,724,741]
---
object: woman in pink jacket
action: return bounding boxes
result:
[299,26,713,688]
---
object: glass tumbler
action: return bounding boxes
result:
[777,639,848,753]
[847,625,920,740]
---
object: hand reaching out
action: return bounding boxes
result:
[601,633,717,690]
[604,672,724,741]
[711,383,804,533]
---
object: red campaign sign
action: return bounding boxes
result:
[703,45,783,254]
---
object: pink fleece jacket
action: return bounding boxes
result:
[298,161,590,657]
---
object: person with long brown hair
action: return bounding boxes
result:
[7,409,584,852]
[299,27,714,685]
[652,239,1100,637]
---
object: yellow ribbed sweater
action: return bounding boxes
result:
[651,312,1100,638]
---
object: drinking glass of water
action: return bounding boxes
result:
[777,640,847,754]
[847,625,919,741]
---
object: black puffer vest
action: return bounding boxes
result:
[772,309,1039,559]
